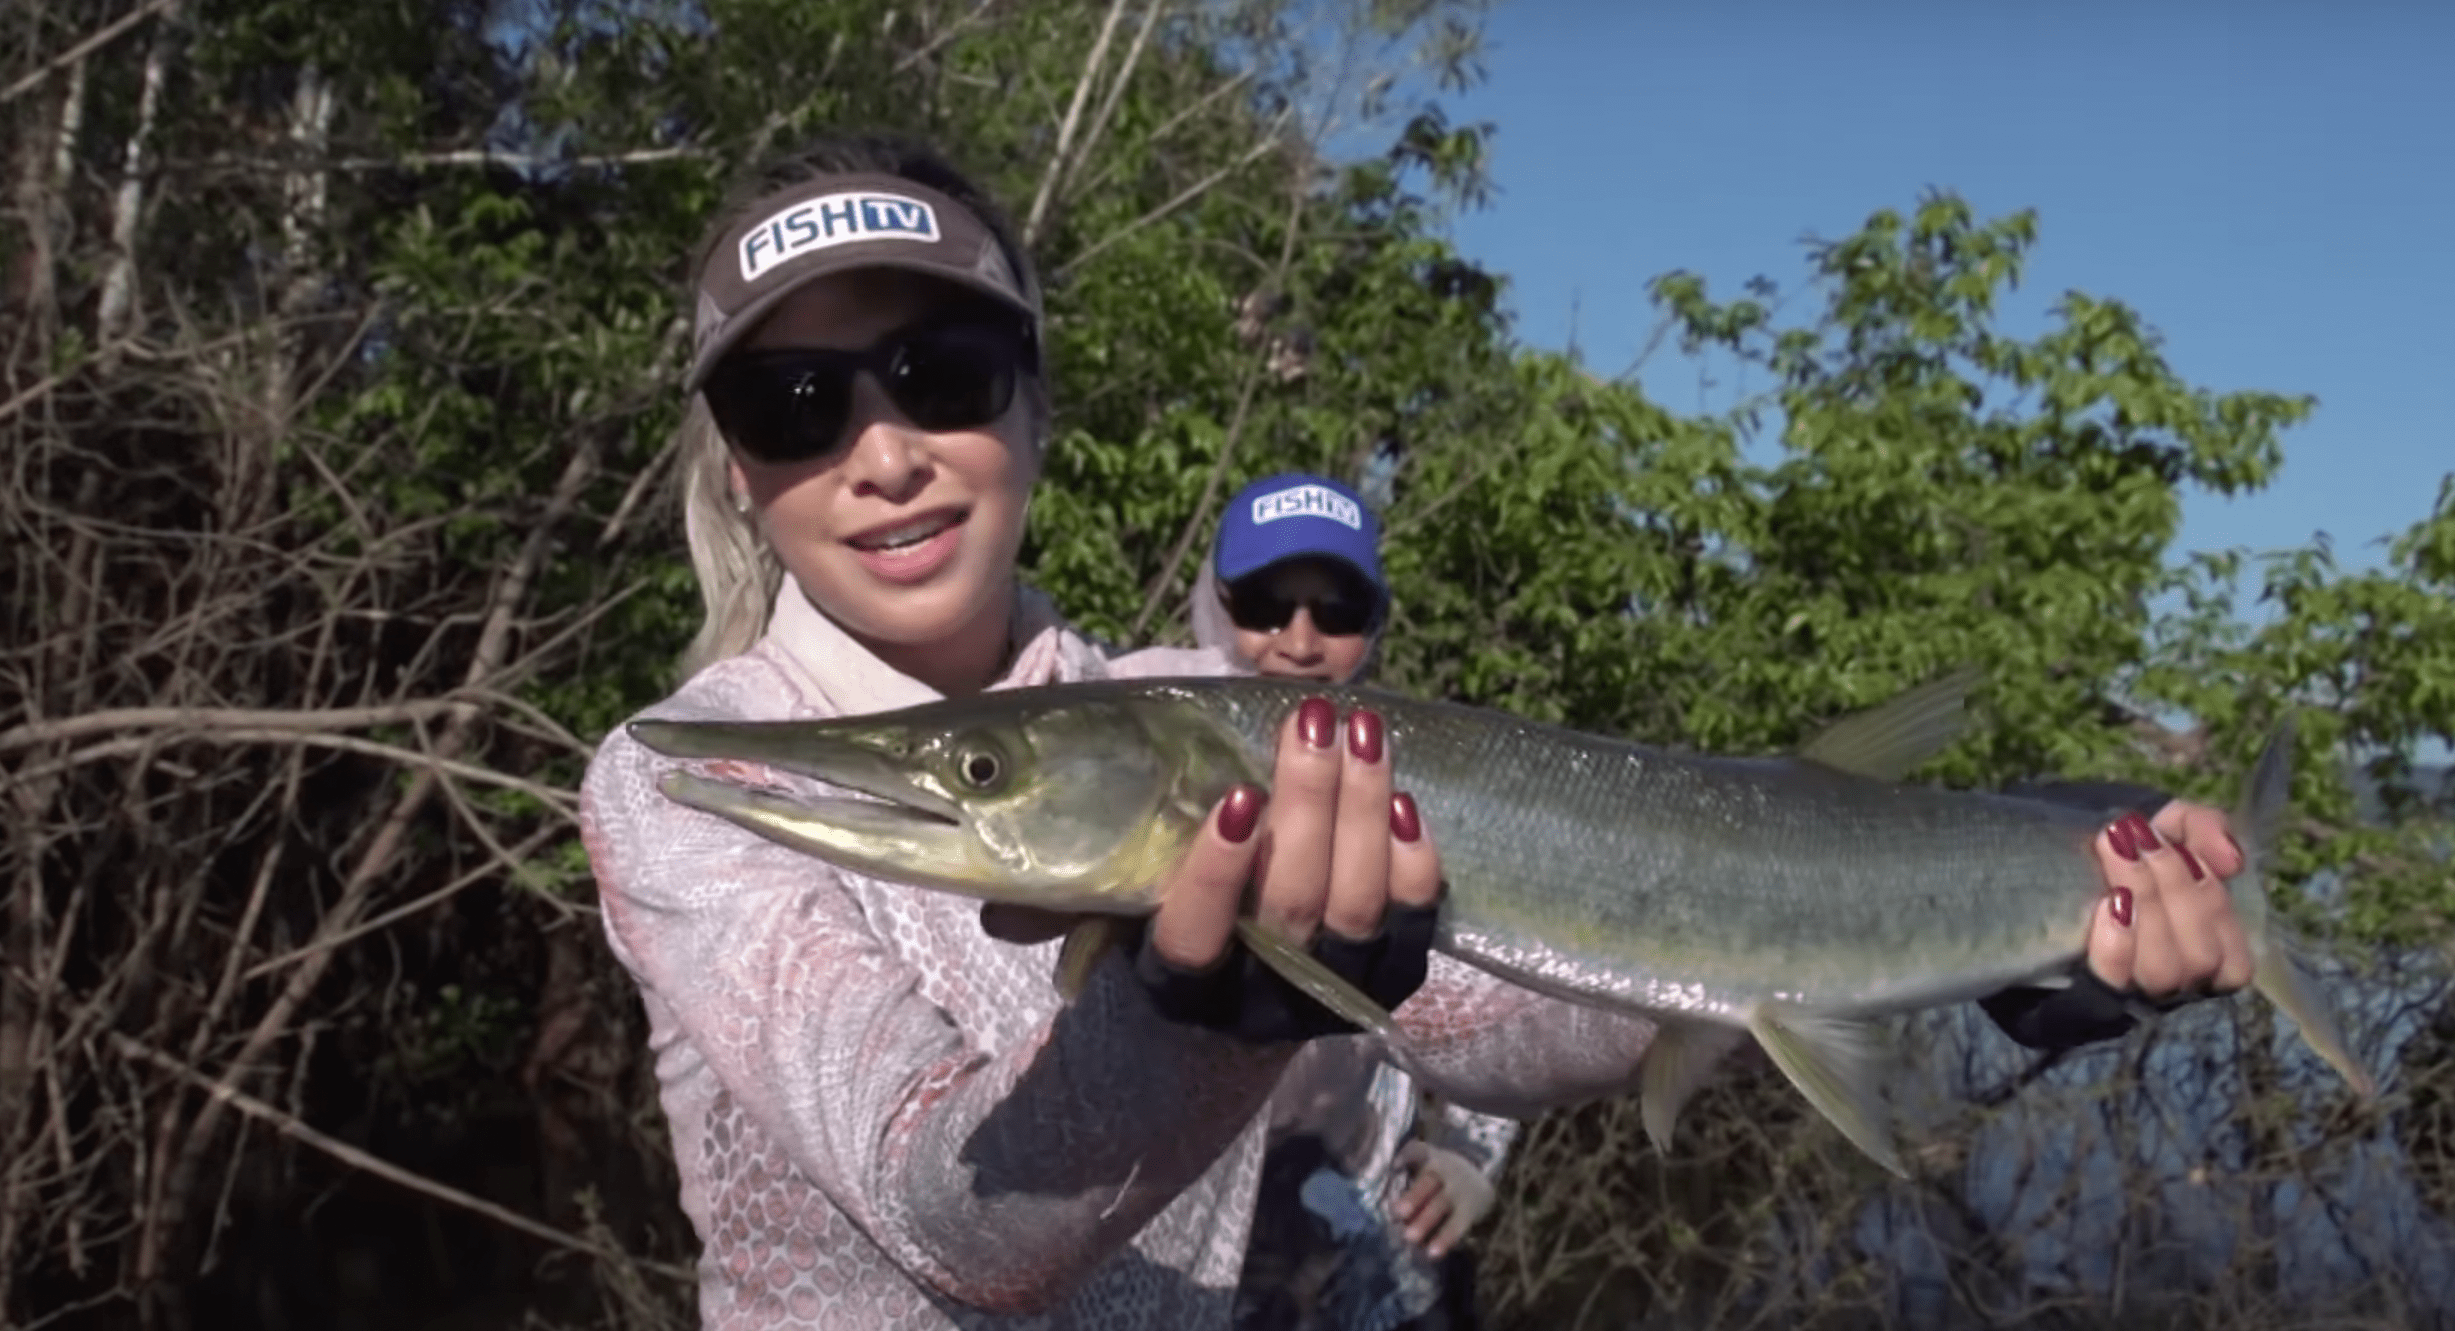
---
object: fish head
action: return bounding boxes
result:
[628,690,1257,914]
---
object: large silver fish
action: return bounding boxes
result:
[628,671,2374,1175]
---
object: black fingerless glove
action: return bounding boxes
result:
[1128,897,1442,1044]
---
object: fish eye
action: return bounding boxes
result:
[953,741,1007,792]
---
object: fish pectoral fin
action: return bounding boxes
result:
[1746,1004,1906,1178]
[1795,666,1982,782]
[1054,917,1131,1003]
[1232,919,1400,1041]
[1640,1021,1748,1156]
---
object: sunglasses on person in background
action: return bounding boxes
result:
[1225,577,1381,637]
[702,314,1038,466]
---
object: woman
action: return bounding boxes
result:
[1193,472,1519,1331]
[580,133,2262,1331]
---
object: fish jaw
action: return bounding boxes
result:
[627,704,1227,917]
[652,767,1054,903]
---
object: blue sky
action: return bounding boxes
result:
[1439,0,2452,576]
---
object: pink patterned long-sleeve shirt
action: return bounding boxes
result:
[581,581,1660,1329]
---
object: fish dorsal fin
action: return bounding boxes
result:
[1796,666,1983,781]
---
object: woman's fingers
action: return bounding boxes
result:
[1147,784,1268,970]
[1388,792,1442,909]
[2143,808,2255,993]
[2153,800,2257,992]
[1143,694,1447,1023]
[2086,810,2254,1000]
[1322,708,1396,940]
[2082,874,2138,992]
[2094,814,2175,993]
[1251,697,1343,946]
[2155,799,2245,881]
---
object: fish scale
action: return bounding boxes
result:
[630,670,2376,1177]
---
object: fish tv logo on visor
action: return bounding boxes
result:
[739,192,940,281]
[1251,484,1362,530]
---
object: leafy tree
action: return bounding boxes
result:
[3,0,2448,1325]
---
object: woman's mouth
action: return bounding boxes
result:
[847,508,968,583]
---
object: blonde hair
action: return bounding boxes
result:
[678,397,785,679]
[669,132,1049,681]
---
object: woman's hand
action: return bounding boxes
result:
[1147,697,1442,970]
[1389,1141,1497,1259]
[2083,800,2255,1000]
[983,696,1444,1037]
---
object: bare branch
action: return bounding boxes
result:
[136,435,605,1285]
[0,0,181,106]
[892,0,1003,73]
[1022,0,1131,247]
[1055,113,1289,281]
[1070,69,1252,203]
[1126,155,1310,641]
[1061,0,1165,201]
[0,699,478,754]
[9,728,580,813]
[94,1,182,355]
[240,825,567,983]
[111,1036,694,1283]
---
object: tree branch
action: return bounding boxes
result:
[1125,157,1310,640]
[0,699,478,754]
[1060,0,1165,202]
[1054,118,1286,281]
[892,0,1003,73]
[0,0,180,106]
[93,0,180,357]
[111,1036,693,1283]
[135,433,603,1285]
[1022,0,1130,247]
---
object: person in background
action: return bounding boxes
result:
[1192,472,1524,1331]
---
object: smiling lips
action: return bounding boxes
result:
[847,506,968,582]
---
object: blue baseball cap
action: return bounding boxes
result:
[1213,472,1386,595]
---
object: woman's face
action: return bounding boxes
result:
[1226,558,1378,683]
[724,268,1039,663]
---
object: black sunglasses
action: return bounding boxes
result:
[703,314,1038,466]
[1224,574,1381,637]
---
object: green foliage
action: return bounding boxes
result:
[17,0,2449,1321]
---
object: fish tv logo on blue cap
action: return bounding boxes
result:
[1251,483,1362,530]
[739,192,941,282]
[1215,474,1384,589]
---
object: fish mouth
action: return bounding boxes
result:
[628,718,966,830]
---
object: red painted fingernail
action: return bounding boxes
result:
[2122,813,2160,852]
[1391,792,1422,843]
[2106,820,2140,862]
[1219,784,1265,843]
[2177,846,2205,880]
[1298,697,1337,750]
[1348,709,1384,764]
[2109,886,2134,927]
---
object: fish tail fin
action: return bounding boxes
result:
[2232,712,2378,1100]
